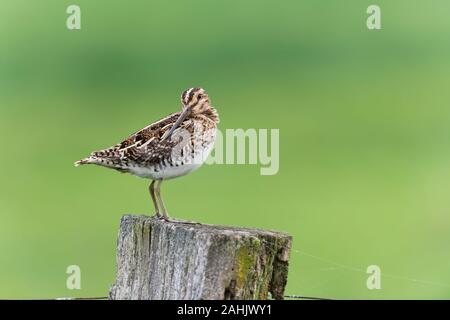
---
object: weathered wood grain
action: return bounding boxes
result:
[109,215,292,300]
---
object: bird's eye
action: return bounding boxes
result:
[198,94,203,99]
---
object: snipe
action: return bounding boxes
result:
[75,88,219,221]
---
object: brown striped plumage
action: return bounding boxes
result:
[75,88,219,221]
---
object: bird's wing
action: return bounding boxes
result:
[95,112,180,155]
[75,111,194,168]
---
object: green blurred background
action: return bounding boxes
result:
[1,0,450,299]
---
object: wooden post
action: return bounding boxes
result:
[109,215,292,300]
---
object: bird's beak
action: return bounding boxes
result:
[161,106,190,141]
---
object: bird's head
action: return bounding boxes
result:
[161,87,215,141]
[181,87,211,115]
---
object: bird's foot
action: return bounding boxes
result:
[180,220,202,225]
[152,212,162,219]
[154,214,201,225]
[152,214,170,222]
[161,215,171,222]
[168,218,202,225]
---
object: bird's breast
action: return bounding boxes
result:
[127,129,216,180]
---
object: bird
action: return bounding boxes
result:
[75,87,219,221]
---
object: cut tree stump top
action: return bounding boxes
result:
[110,215,292,300]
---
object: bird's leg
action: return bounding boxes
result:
[155,179,170,221]
[154,180,201,225]
[155,179,169,220]
[149,180,161,218]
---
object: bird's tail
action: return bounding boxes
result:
[74,156,95,167]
